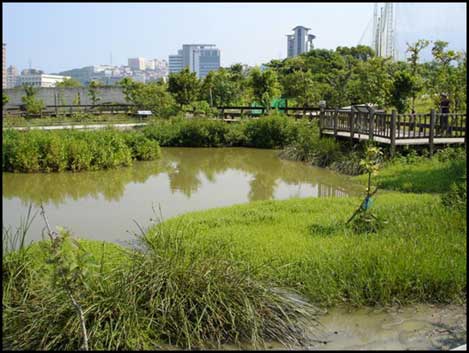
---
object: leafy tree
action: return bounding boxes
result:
[228,63,244,79]
[347,57,392,107]
[200,69,242,107]
[347,146,385,233]
[72,92,81,105]
[21,85,45,115]
[336,45,375,62]
[119,78,176,118]
[88,80,101,105]
[453,52,467,112]
[228,64,249,104]
[56,78,82,88]
[282,70,321,107]
[167,67,200,107]
[406,39,430,110]
[135,82,177,118]
[3,92,9,107]
[389,70,415,113]
[247,67,281,110]
[430,40,462,111]
[118,77,140,104]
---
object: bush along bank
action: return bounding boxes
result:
[279,122,370,175]
[2,128,160,173]
[3,113,307,173]
[280,120,467,184]
[140,112,302,149]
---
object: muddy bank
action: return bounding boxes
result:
[302,303,467,350]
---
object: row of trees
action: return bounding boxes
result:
[118,40,465,115]
[4,40,465,116]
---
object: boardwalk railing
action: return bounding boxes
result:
[217,106,320,119]
[320,108,466,155]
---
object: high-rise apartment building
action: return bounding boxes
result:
[168,44,220,79]
[286,26,316,58]
[3,43,6,89]
[169,50,184,74]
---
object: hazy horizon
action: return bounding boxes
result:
[3,2,467,73]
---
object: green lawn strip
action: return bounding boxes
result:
[2,114,144,128]
[151,193,466,307]
[355,153,466,193]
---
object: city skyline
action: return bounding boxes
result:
[2,2,467,74]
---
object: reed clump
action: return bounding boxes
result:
[2,128,160,173]
[2,212,320,350]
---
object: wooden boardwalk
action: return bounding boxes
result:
[319,109,466,156]
[4,122,148,131]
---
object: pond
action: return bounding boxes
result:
[3,147,466,350]
[3,147,363,245]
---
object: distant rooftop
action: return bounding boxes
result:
[182,44,216,47]
[292,26,311,31]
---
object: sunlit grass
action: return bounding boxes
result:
[152,192,466,307]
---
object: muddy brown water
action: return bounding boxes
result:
[3,147,363,244]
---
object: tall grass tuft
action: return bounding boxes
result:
[3,211,320,350]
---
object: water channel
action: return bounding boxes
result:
[2,147,465,350]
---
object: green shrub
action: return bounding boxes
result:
[224,122,248,146]
[2,129,160,173]
[8,131,41,172]
[244,114,297,148]
[39,133,68,172]
[441,172,467,213]
[308,137,343,167]
[123,132,161,161]
[67,138,93,172]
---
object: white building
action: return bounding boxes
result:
[17,74,71,87]
[6,65,19,88]
[168,44,220,79]
[128,57,146,71]
[128,57,159,71]
[286,26,316,58]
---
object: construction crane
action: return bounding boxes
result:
[370,3,397,61]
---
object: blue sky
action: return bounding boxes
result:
[3,2,467,73]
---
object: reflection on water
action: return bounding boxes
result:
[3,147,363,244]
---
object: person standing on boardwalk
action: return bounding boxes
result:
[439,94,450,135]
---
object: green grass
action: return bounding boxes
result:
[148,192,466,307]
[413,95,436,113]
[361,148,467,193]
[3,218,319,350]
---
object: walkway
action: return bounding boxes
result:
[319,109,466,155]
[3,122,148,131]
